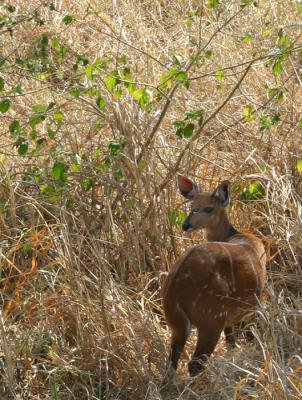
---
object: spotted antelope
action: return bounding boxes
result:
[163,175,266,377]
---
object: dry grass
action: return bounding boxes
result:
[0,0,302,398]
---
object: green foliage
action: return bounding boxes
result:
[0,77,4,90]
[82,178,93,191]
[53,111,63,123]
[243,105,255,122]
[0,99,10,113]
[159,67,189,94]
[62,15,73,25]
[173,108,204,138]
[69,87,81,98]
[168,209,187,226]
[241,32,253,43]
[267,86,286,102]
[52,162,67,185]
[9,120,20,136]
[259,116,271,132]
[108,141,123,156]
[272,59,283,75]
[207,0,220,9]
[96,96,106,109]
[241,181,265,202]
[215,70,225,81]
[23,242,32,254]
[240,0,253,5]
[296,160,302,173]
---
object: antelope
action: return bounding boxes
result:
[163,175,266,377]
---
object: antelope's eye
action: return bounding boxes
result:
[192,208,199,214]
[203,206,214,213]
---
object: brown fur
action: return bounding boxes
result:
[163,177,266,377]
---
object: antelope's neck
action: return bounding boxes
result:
[205,211,238,242]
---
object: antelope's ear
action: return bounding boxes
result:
[177,175,199,199]
[212,180,231,207]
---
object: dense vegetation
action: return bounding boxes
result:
[0,0,301,398]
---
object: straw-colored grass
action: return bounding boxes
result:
[0,0,301,398]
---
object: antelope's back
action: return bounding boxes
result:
[163,233,266,326]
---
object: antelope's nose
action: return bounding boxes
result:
[182,218,192,231]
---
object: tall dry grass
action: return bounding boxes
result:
[0,0,301,398]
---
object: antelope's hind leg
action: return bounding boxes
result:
[224,326,236,349]
[164,310,192,381]
[188,324,223,377]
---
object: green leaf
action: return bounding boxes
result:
[0,99,10,113]
[69,87,81,98]
[59,46,68,60]
[260,116,271,132]
[96,96,106,108]
[175,70,188,82]
[241,181,265,202]
[52,161,67,185]
[62,15,73,25]
[32,104,48,113]
[23,242,32,254]
[297,119,302,129]
[50,36,59,48]
[207,0,220,8]
[102,158,111,172]
[272,59,283,75]
[9,120,20,135]
[53,111,63,123]
[108,141,122,155]
[215,70,225,81]
[47,128,56,139]
[104,75,117,93]
[70,163,80,172]
[0,56,5,68]
[271,114,281,125]
[114,169,124,180]
[184,109,205,125]
[85,65,95,80]
[168,209,186,226]
[297,160,302,173]
[248,182,265,198]
[241,32,253,43]
[30,130,37,139]
[132,88,144,102]
[0,77,4,91]
[240,0,253,5]
[82,178,93,191]
[176,123,195,138]
[17,143,28,155]
[243,105,255,122]
[29,114,45,128]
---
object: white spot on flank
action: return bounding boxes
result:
[198,255,205,264]
[203,284,208,290]
[209,290,214,295]
[184,273,190,278]
[192,300,197,307]
[208,309,211,314]
[198,293,202,298]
